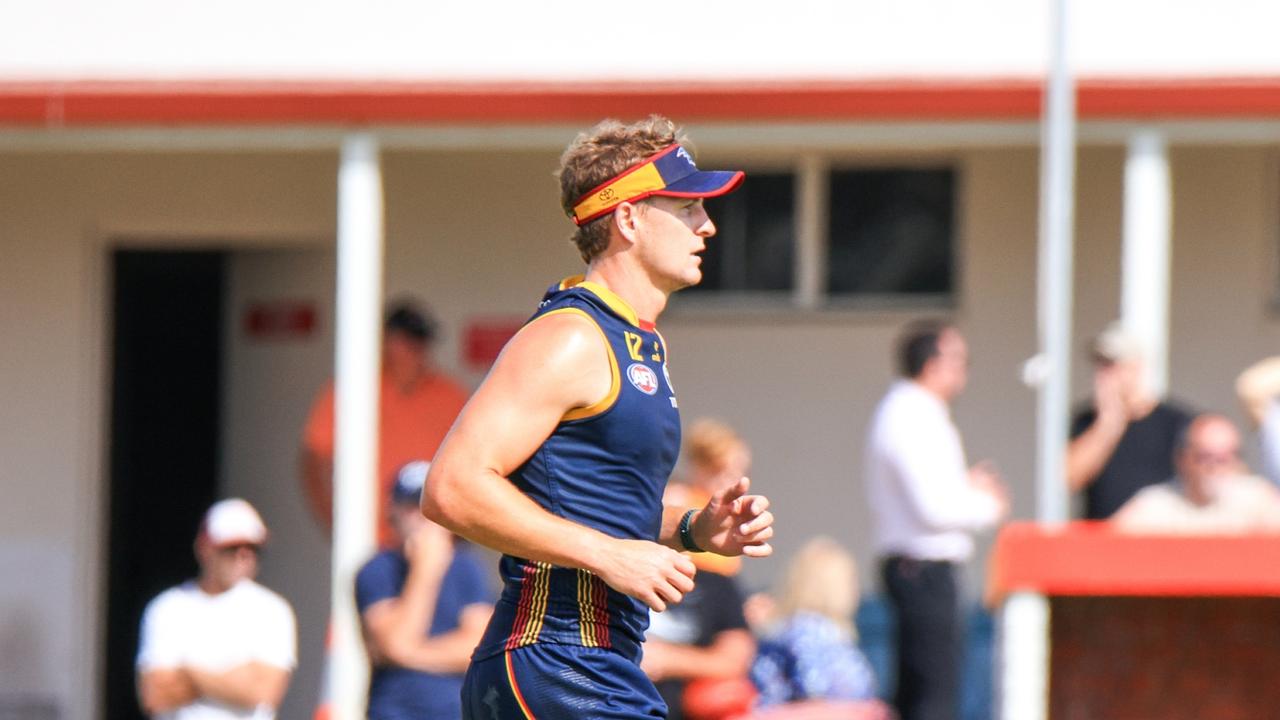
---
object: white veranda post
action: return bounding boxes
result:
[329,132,384,720]
[1034,0,1076,529]
[1006,0,1075,717]
[1121,129,1172,398]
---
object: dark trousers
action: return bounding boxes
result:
[881,556,962,720]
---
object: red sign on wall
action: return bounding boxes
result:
[463,318,524,369]
[244,301,317,340]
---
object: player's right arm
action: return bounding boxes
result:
[422,311,696,612]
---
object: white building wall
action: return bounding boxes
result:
[0,196,95,719]
[1169,147,1280,413]
[0,150,339,719]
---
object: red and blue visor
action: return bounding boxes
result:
[570,144,745,226]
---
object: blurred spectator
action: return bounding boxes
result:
[301,299,469,547]
[1112,414,1280,534]
[742,589,778,636]
[136,499,296,719]
[1066,322,1193,518]
[356,461,494,720]
[740,701,891,720]
[864,320,1007,720]
[1234,355,1280,486]
[750,537,884,714]
[644,418,758,720]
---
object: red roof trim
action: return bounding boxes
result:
[2,77,1280,126]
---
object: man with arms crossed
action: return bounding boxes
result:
[423,116,776,718]
[136,499,296,720]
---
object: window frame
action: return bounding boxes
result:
[668,151,963,316]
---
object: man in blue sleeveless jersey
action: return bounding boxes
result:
[423,115,776,719]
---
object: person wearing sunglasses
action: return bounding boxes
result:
[136,498,296,720]
[1067,322,1194,519]
[1113,413,1280,534]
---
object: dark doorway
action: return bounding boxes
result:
[103,250,226,720]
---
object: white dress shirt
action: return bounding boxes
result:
[864,379,1001,561]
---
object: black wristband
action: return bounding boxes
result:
[678,508,703,553]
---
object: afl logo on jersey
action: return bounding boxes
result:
[627,363,660,395]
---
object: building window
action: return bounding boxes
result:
[693,172,795,294]
[827,167,955,298]
[682,160,957,309]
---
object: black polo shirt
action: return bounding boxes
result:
[1071,401,1193,519]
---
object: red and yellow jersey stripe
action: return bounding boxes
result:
[505,560,551,650]
[576,569,612,649]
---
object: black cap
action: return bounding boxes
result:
[384,300,437,343]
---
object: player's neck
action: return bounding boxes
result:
[584,261,668,326]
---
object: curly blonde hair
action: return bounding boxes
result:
[556,115,686,263]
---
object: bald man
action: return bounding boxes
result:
[1113,414,1280,534]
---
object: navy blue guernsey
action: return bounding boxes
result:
[472,276,682,665]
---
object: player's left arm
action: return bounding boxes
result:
[660,476,774,558]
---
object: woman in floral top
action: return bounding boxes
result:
[751,537,880,706]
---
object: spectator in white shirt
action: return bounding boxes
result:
[136,498,297,720]
[863,321,1007,720]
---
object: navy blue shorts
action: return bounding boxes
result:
[462,645,667,719]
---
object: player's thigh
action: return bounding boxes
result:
[463,645,665,719]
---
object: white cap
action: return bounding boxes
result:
[201,498,268,546]
[1091,321,1145,363]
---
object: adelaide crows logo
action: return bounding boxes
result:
[627,363,659,395]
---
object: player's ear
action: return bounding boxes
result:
[613,201,643,245]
